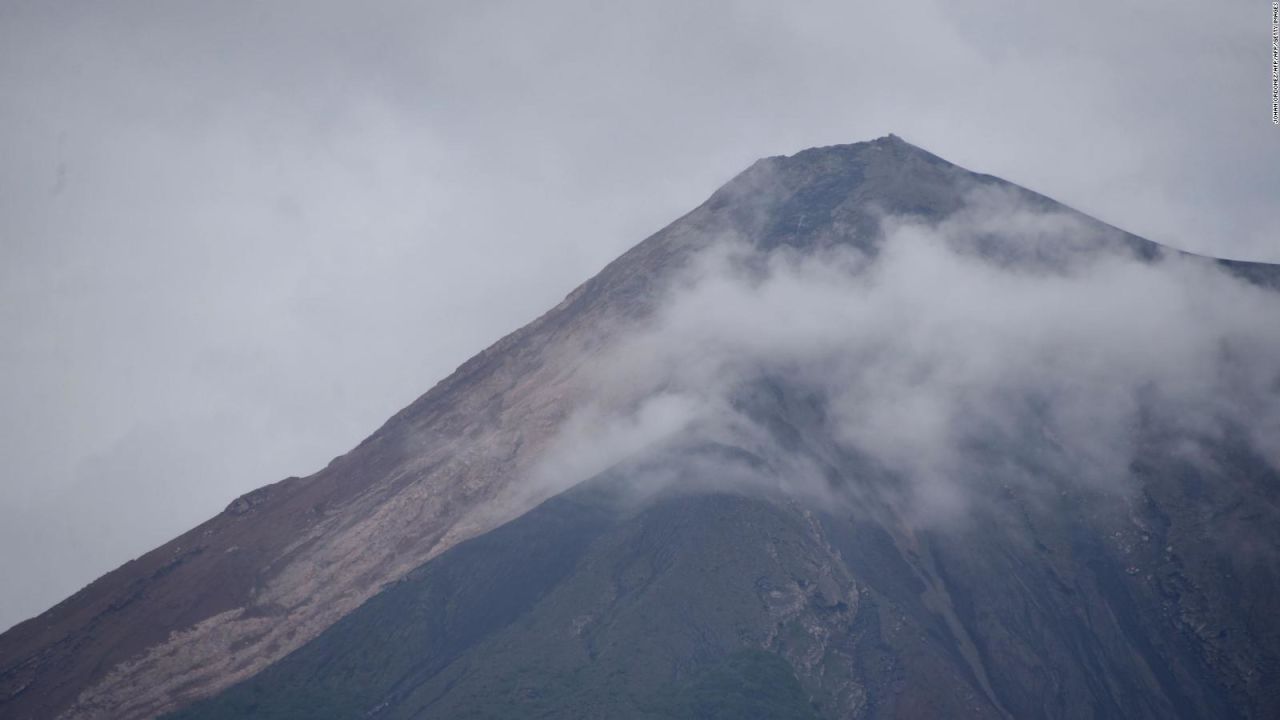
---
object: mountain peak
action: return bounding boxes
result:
[784,131,929,159]
[3,137,1278,720]
[702,134,1014,254]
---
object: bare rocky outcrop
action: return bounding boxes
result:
[0,135,769,720]
[3,135,1278,719]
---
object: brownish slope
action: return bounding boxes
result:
[2,135,1276,720]
[0,139,748,720]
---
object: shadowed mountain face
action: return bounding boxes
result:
[3,136,1279,720]
[167,438,1280,720]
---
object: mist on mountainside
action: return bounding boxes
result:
[524,181,1280,531]
[8,136,1280,720]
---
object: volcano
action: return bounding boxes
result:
[3,135,1279,719]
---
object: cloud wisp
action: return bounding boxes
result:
[529,190,1280,525]
[3,0,1276,632]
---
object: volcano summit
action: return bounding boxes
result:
[3,136,1279,720]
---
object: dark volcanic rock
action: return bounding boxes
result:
[2,136,1279,719]
[167,418,1280,719]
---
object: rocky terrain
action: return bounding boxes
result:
[2,135,1278,719]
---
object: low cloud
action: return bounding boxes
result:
[530,189,1280,525]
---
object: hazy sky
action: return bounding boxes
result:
[1,0,1277,630]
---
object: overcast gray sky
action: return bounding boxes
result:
[1,0,1276,631]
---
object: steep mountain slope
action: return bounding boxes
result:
[2,135,1278,719]
[166,401,1280,719]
